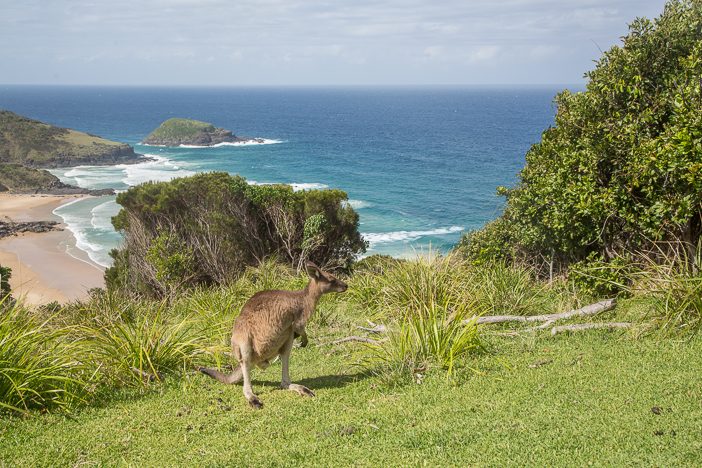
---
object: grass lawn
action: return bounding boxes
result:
[1,331,700,466]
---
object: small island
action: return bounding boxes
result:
[142,118,264,147]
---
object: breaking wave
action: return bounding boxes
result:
[363,226,464,247]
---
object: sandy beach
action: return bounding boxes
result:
[0,194,105,305]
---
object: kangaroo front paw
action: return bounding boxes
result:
[248,397,263,409]
[300,337,308,347]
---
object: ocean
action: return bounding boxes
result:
[0,85,572,267]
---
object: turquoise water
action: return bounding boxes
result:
[0,86,572,266]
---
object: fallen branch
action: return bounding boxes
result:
[464,299,616,326]
[551,322,631,335]
[320,336,388,346]
[357,320,388,334]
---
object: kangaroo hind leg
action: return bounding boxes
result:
[238,343,263,409]
[279,336,315,397]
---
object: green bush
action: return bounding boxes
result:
[0,300,90,414]
[463,0,702,274]
[106,172,366,297]
[82,304,210,387]
[0,265,11,299]
[568,253,633,299]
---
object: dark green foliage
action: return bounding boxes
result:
[568,253,633,298]
[106,172,366,296]
[457,217,513,266]
[461,0,702,276]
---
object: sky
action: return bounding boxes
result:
[0,0,668,86]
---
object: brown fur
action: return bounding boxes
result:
[198,262,347,408]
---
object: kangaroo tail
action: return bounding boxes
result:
[197,365,243,384]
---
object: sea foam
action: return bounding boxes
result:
[363,226,464,247]
[53,198,119,267]
[117,154,195,186]
[346,199,373,209]
[178,139,283,148]
[248,180,329,192]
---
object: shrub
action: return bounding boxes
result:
[568,253,633,299]
[0,264,11,300]
[463,0,702,274]
[0,300,90,414]
[106,172,366,297]
[367,300,482,382]
[82,304,210,387]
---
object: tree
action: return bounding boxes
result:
[460,0,702,275]
[106,172,366,296]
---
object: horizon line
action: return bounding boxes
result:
[0,82,586,89]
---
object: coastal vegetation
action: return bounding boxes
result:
[1,1,702,465]
[106,172,366,297]
[142,118,260,146]
[0,258,700,464]
[460,0,702,280]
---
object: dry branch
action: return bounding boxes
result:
[357,320,388,334]
[465,299,617,326]
[550,322,631,335]
[321,336,387,346]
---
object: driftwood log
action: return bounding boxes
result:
[463,299,617,326]
[321,336,387,346]
[327,299,620,346]
[357,320,388,334]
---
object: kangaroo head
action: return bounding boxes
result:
[305,262,348,293]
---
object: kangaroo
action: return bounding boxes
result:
[198,261,348,409]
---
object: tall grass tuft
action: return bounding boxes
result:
[629,246,702,335]
[0,300,90,414]
[470,261,548,316]
[83,302,210,386]
[377,253,471,316]
[361,254,483,381]
[370,300,482,382]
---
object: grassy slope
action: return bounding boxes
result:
[1,332,700,466]
[0,163,61,191]
[144,118,216,141]
[0,110,132,167]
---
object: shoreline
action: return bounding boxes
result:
[0,194,105,305]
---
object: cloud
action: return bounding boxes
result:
[0,0,669,85]
[466,45,501,63]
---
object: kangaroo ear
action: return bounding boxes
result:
[305,262,321,279]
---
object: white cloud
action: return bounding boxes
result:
[0,0,669,85]
[465,45,501,63]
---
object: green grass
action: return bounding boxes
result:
[0,332,699,466]
[2,257,701,465]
